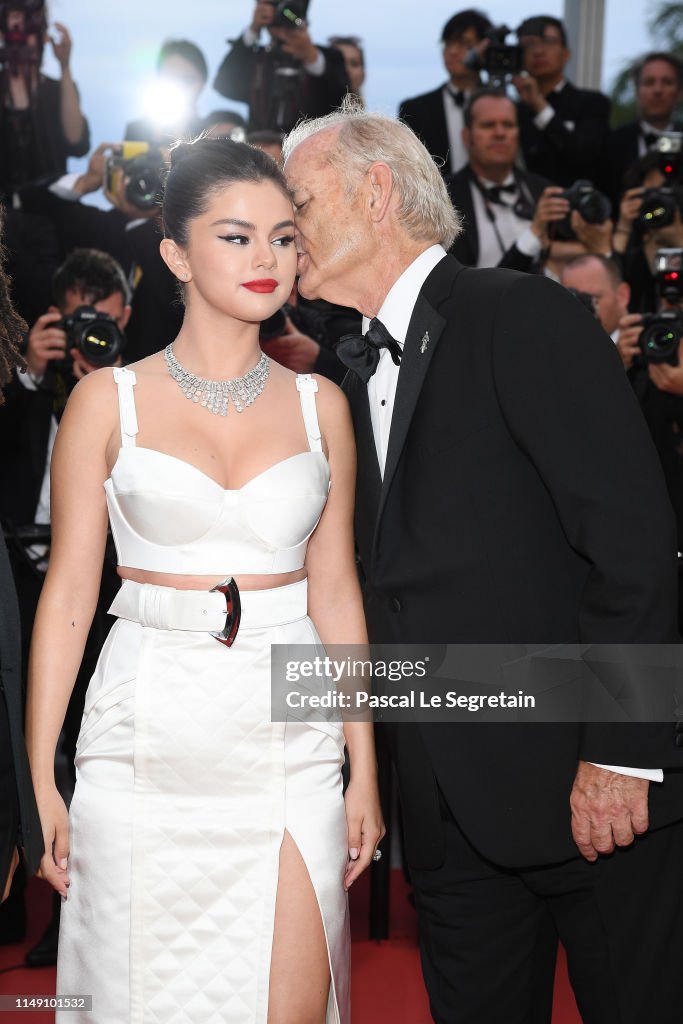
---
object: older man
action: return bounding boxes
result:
[284,104,683,1024]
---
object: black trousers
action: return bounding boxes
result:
[409,794,683,1024]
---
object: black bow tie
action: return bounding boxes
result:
[336,317,402,383]
[483,182,518,205]
[448,88,466,108]
[642,130,662,148]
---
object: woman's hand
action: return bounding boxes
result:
[35,784,70,897]
[343,775,385,890]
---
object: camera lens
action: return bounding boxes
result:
[79,321,121,365]
[638,191,677,231]
[640,321,680,364]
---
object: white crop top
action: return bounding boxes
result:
[104,367,330,575]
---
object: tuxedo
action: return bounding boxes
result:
[344,253,683,1022]
[213,38,348,133]
[0,531,43,888]
[446,165,549,270]
[398,86,455,177]
[517,80,610,187]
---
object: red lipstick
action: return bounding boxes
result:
[242,279,278,293]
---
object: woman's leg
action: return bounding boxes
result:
[268,829,331,1024]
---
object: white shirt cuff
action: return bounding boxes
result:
[533,105,555,131]
[49,172,82,201]
[589,763,664,783]
[304,49,325,76]
[242,27,259,47]
[515,227,542,258]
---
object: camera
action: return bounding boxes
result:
[50,306,125,368]
[639,312,683,365]
[266,0,309,29]
[0,0,45,69]
[650,132,683,180]
[653,248,683,303]
[465,24,524,81]
[636,187,681,233]
[105,143,165,212]
[559,180,611,225]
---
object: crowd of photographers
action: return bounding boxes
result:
[4,0,683,959]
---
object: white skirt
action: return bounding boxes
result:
[56,579,350,1023]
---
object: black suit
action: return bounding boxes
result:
[517,80,610,187]
[344,254,683,1022]
[213,38,348,133]
[446,165,549,270]
[398,87,451,176]
[0,531,43,890]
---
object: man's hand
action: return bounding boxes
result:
[531,186,570,242]
[648,338,683,394]
[270,25,319,66]
[74,143,116,197]
[512,73,548,115]
[26,309,67,378]
[570,761,649,862]
[570,210,614,256]
[48,21,73,70]
[261,318,320,372]
[616,313,644,370]
[250,0,275,33]
[2,847,19,903]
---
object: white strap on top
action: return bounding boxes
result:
[295,374,322,453]
[112,367,138,448]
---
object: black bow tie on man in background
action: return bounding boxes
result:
[483,182,518,205]
[448,89,466,108]
[642,130,662,148]
[337,317,403,383]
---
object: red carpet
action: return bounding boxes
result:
[0,873,581,1022]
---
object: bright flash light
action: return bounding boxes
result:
[142,79,191,128]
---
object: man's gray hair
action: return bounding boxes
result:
[283,97,462,250]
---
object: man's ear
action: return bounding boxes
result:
[366,162,394,223]
[160,238,191,282]
[120,305,132,330]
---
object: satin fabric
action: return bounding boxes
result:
[56,597,350,1023]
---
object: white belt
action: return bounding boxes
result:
[108,578,308,632]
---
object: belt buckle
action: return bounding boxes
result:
[209,577,241,647]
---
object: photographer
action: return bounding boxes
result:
[18,142,182,362]
[612,151,683,312]
[0,5,89,198]
[560,254,631,344]
[399,9,492,177]
[604,53,683,207]
[513,15,610,188]
[213,1,348,132]
[446,89,570,270]
[124,39,208,147]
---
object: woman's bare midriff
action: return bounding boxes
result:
[117,567,308,592]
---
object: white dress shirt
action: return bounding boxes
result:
[442,86,469,174]
[469,173,541,269]
[362,245,661,783]
[364,245,446,475]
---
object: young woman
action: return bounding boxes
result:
[25,137,384,1024]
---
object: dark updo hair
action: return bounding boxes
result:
[162,136,291,247]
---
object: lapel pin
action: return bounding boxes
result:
[420,331,430,354]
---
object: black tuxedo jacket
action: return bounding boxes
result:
[601,119,683,208]
[0,372,53,527]
[446,165,549,270]
[398,87,450,176]
[343,255,683,870]
[0,532,43,883]
[517,80,610,187]
[213,39,349,132]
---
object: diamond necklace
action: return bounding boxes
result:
[164,344,270,415]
